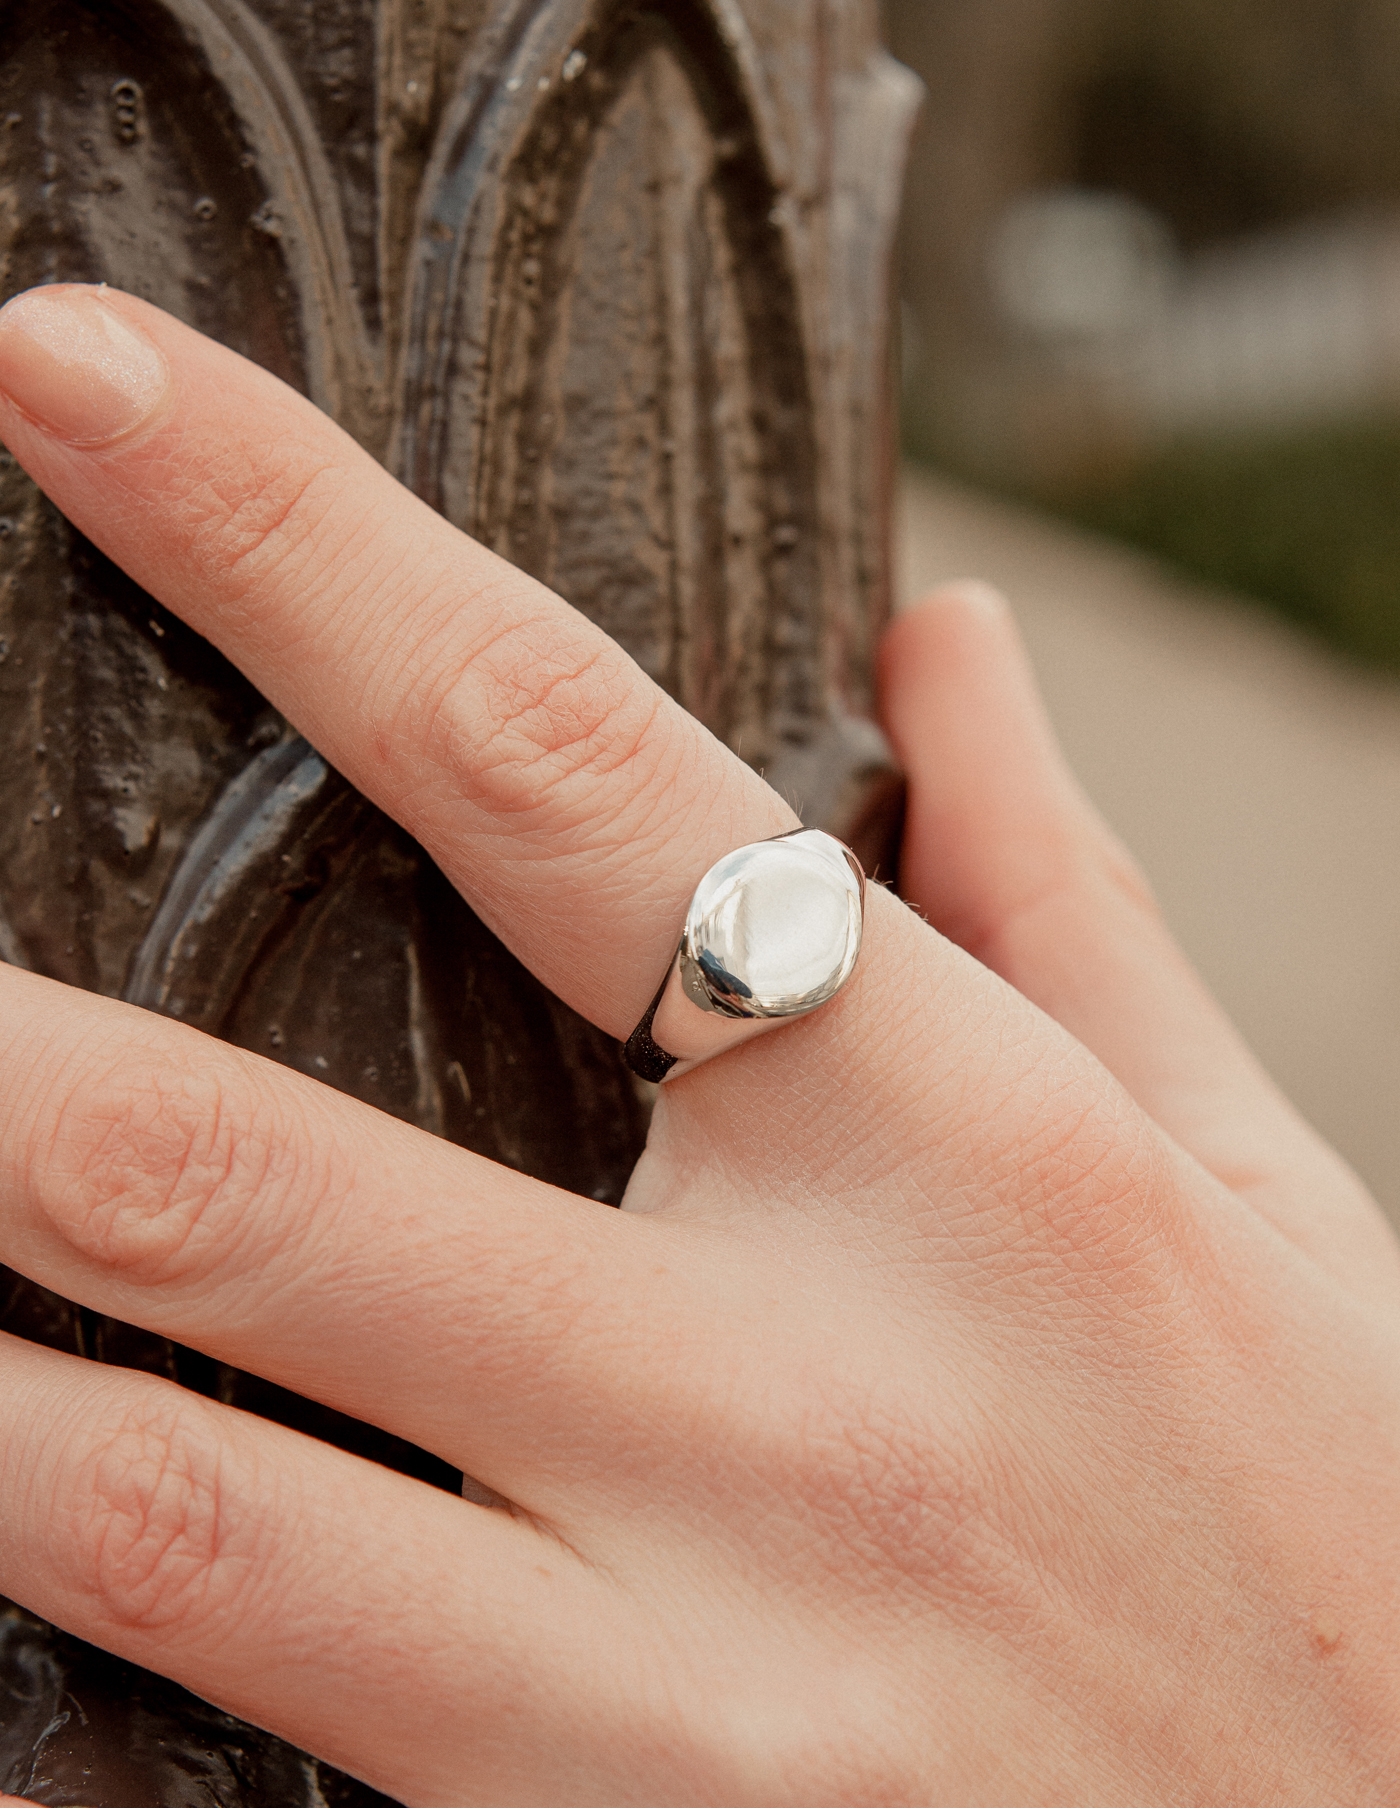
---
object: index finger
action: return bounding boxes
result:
[0,284,795,1038]
[0,289,1217,1306]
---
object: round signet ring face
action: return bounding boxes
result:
[624,829,866,1083]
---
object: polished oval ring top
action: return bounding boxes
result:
[681,832,864,1018]
[625,829,865,1083]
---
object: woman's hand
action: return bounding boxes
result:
[0,283,1396,1807]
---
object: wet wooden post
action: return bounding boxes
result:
[0,2,918,1798]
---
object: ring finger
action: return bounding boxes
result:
[0,1331,644,1808]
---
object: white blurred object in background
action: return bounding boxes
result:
[990,187,1179,346]
[989,188,1400,451]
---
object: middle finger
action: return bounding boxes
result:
[0,961,734,1498]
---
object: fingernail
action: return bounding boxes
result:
[939,579,1009,620]
[0,285,168,445]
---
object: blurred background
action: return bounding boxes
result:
[884,0,1400,1222]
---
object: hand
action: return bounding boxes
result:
[0,283,1396,1807]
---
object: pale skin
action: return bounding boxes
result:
[0,285,1395,1808]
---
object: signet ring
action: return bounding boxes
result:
[623,829,866,1084]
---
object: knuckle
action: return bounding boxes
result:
[188,440,343,602]
[973,817,1162,977]
[422,613,666,830]
[1094,827,1160,919]
[1019,1095,1176,1266]
[64,1387,256,1636]
[787,1379,982,1585]
[767,1361,1042,1618]
[33,1049,295,1287]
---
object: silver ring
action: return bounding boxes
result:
[624,829,866,1083]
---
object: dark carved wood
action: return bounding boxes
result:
[0,1,918,1799]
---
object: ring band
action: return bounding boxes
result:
[624,829,866,1083]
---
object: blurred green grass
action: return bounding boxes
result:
[1053,420,1400,672]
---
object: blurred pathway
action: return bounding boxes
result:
[897,464,1400,1225]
